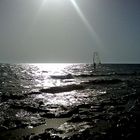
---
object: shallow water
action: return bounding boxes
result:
[0,118,69,140]
[0,63,140,139]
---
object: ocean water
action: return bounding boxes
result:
[0,63,140,140]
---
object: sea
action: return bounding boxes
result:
[0,63,140,140]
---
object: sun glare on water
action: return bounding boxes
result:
[27,63,73,87]
[30,63,70,73]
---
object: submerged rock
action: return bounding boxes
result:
[0,64,140,140]
[51,74,73,80]
[40,84,85,93]
[0,108,45,130]
[82,78,123,85]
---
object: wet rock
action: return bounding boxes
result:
[23,133,36,140]
[69,114,92,123]
[36,129,62,140]
[45,128,64,134]
[11,104,46,113]
[0,125,8,131]
[0,109,45,130]
[32,122,93,140]
[10,100,48,113]
[58,122,92,134]
[90,105,104,112]
[41,107,78,118]
[51,135,62,140]
[1,64,140,140]
[40,84,85,93]
[82,79,123,85]
[29,134,40,140]
[51,74,73,80]
[117,116,130,127]
[1,93,25,101]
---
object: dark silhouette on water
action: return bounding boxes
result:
[93,52,101,69]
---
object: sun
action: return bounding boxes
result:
[41,0,64,6]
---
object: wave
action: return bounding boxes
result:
[49,72,139,80]
[39,78,122,94]
[74,72,140,78]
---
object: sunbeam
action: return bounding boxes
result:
[33,0,48,23]
[22,0,48,41]
[70,0,102,48]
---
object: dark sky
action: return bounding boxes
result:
[0,0,140,63]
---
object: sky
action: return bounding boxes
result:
[0,0,140,63]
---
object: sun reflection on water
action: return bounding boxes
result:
[27,63,73,88]
[29,63,71,73]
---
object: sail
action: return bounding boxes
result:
[93,52,101,66]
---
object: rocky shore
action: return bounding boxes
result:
[0,64,140,140]
[0,77,140,140]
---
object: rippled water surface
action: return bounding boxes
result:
[0,63,140,140]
